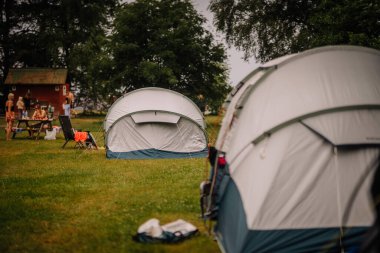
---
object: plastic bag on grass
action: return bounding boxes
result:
[132,218,198,243]
[44,128,57,140]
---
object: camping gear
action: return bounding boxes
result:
[59,115,97,149]
[104,87,208,159]
[208,46,380,253]
[133,218,198,243]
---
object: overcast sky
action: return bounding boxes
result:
[191,0,258,86]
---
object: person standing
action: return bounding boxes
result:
[5,93,15,141]
[67,91,74,108]
[47,103,54,119]
[16,97,25,119]
[62,97,70,117]
[24,90,31,110]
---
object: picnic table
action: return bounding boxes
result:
[12,118,53,140]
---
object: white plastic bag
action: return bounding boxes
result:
[44,128,57,140]
[161,219,197,235]
[137,218,163,238]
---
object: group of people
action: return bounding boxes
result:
[5,93,33,141]
[4,90,75,141]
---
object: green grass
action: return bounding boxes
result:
[0,116,222,253]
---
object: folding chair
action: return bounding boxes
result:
[58,115,98,149]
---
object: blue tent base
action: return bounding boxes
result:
[216,179,370,253]
[106,148,208,159]
[217,227,368,253]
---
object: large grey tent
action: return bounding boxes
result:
[212,46,380,252]
[104,87,208,159]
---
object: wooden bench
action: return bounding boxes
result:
[12,119,53,140]
[11,127,27,133]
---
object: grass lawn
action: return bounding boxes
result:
[0,116,222,253]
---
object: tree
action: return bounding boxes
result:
[0,0,30,82]
[70,32,115,110]
[209,0,380,62]
[111,0,230,111]
[0,0,117,102]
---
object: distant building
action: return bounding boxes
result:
[4,68,69,116]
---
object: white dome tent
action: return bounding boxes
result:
[212,46,380,253]
[104,87,208,159]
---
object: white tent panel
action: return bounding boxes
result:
[131,111,180,124]
[260,53,297,68]
[231,123,376,230]
[107,116,206,153]
[303,109,380,145]
[214,46,380,253]
[337,146,378,226]
[216,70,266,151]
[226,47,380,160]
[104,88,205,132]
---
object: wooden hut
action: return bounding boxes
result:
[4,68,69,116]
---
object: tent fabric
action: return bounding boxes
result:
[104,88,207,159]
[216,179,368,253]
[217,46,380,155]
[106,148,208,159]
[215,70,266,151]
[130,111,180,124]
[214,46,380,253]
[104,87,205,132]
[302,109,380,146]
[106,116,207,158]
[231,123,377,230]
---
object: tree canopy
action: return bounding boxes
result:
[1,0,230,111]
[0,0,117,79]
[209,0,380,62]
[111,0,230,111]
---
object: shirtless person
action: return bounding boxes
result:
[32,104,47,120]
[31,104,49,130]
